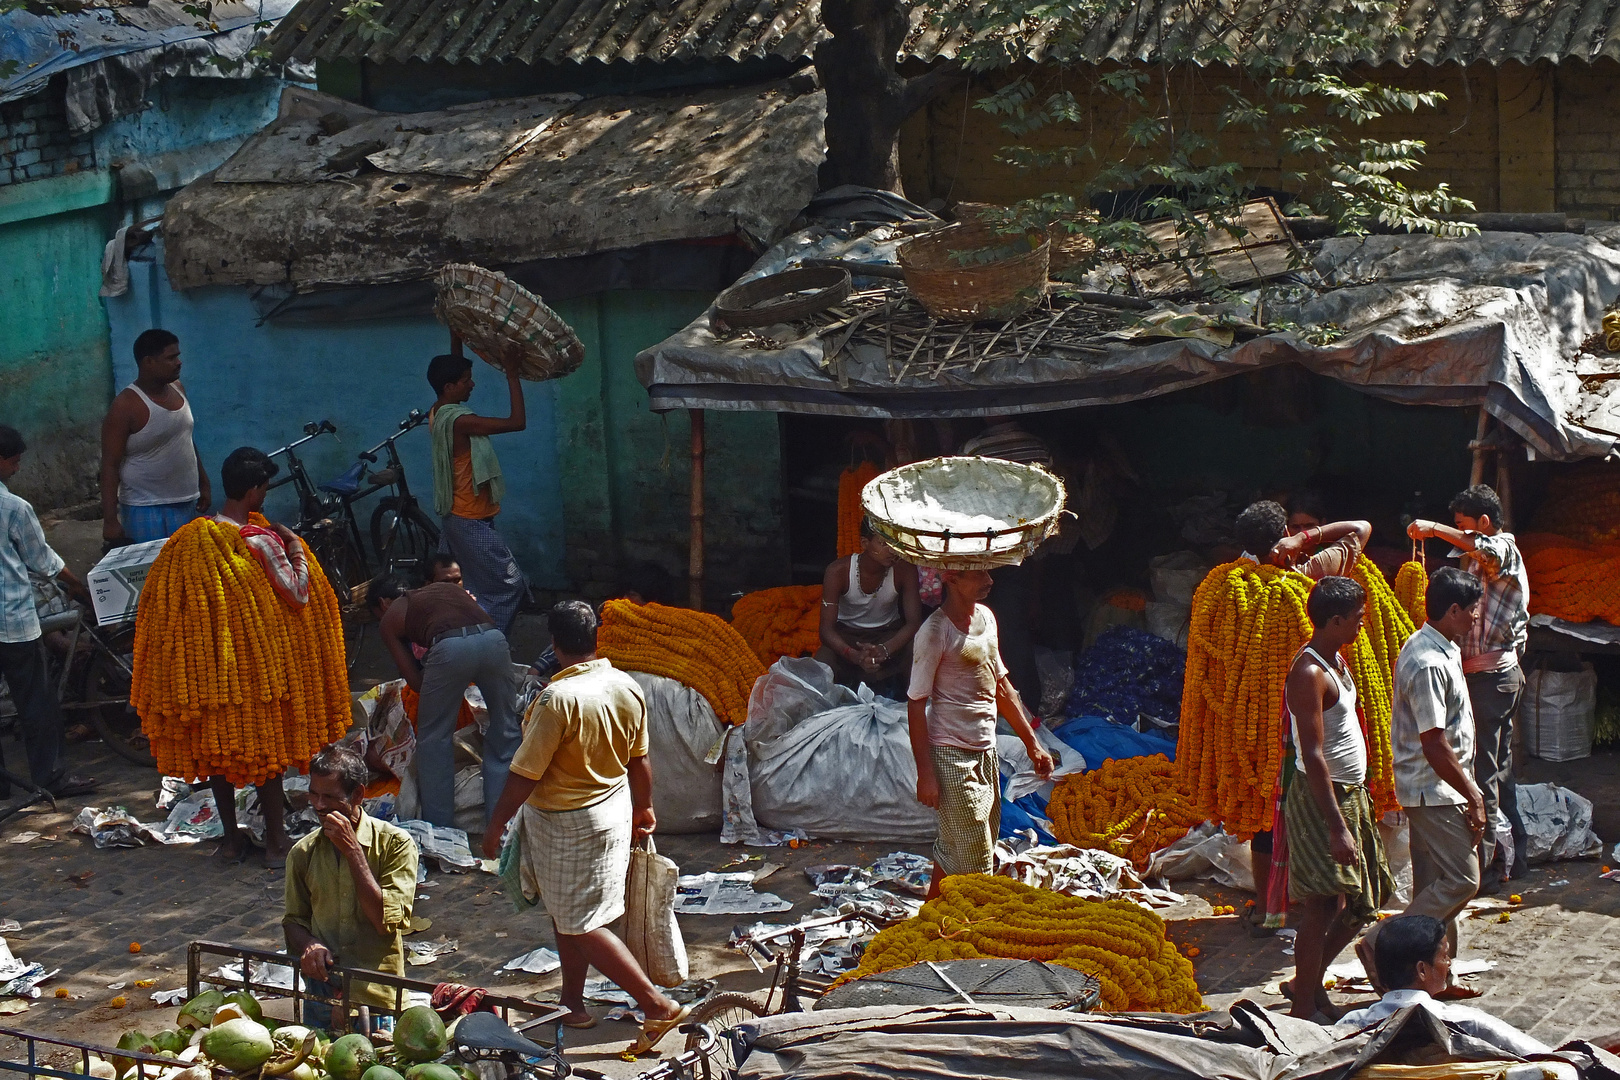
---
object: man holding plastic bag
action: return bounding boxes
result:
[483,601,688,1053]
[908,568,1053,898]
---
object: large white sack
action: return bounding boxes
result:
[745,657,937,842]
[627,671,725,834]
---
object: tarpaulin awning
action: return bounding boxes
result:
[634,225,1620,463]
[161,81,826,291]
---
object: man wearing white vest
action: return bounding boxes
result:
[100,329,210,545]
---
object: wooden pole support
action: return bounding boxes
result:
[1469,406,1490,487]
[688,409,706,610]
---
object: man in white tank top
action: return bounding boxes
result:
[1283,575,1393,1021]
[816,518,922,694]
[99,329,209,546]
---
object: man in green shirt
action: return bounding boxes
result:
[284,745,418,1028]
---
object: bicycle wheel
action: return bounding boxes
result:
[685,992,767,1073]
[307,525,369,606]
[86,625,154,767]
[370,497,440,577]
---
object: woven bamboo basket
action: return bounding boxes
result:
[434,263,585,382]
[955,203,1099,272]
[897,222,1050,323]
[861,456,1067,570]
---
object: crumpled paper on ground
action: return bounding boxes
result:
[0,938,55,998]
[502,947,561,975]
[995,837,1183,906]
[397,819,480,872]
[675,872,792,915]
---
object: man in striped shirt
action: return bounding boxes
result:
[1408,484,1529,884]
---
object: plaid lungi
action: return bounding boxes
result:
[119,500,196,543]
[518,783,632,935]
[929,744,1000,876]
[439,514,525,635]
[1284,778,1393,923]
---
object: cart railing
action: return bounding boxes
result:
[186,940,567,1046]
[0,1026,228,1080]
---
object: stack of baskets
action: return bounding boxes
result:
[434,263,586,381]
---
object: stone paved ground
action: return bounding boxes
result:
[5,518,1620,1073]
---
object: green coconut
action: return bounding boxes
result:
[176,990,224,1031]
[361,1066,406,1080]
[403,1064,459,1080]
[74,1057,117,1079]
[393,1008,448,1064]
[324,1034,377,1080]
[148,1031,187,1056]
[271,1026,314,1054]
[221,991,264,1025]
[113,1032,157,1078]
[285,1064,320,1080]
[200,1018,275,1073]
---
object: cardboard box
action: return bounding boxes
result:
[88,537,169,626]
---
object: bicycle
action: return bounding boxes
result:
[320,409,439,582]
[28,583,145,766]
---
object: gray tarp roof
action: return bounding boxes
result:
[162,81,826,291]
[634,225,1620,463]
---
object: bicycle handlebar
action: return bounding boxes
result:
[267,419,337,459]
[358,410,430,463]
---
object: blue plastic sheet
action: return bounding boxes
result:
[998,775,1057,844]
[1048,714,1177,769]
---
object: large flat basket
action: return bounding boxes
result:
[861,456,1066,570]
[434,263,585,382]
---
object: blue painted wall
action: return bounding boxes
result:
[103,242,569,587]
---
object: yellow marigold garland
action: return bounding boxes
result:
[836,462,881,557]
[1393,560,1427,628]
[1177,560,1313,839]
[598,599,766,726]
[1046,755,1201,869]
[731,585,823,665]
[1345,556,1415,816]
[830,875,1202,1013]
[131,516,350,787]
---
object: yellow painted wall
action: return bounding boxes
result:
[899,59,1591,218]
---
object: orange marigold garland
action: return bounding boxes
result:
[598,599,766,726]
[1393,561,1427,628]
[731,585,823,666]
[131,516,350,788]
[1345,556,1414,816]
[1046,754,1201,869]
[836,462,882,557]
[1522,533,1620,624]
[830,875,1202,1013]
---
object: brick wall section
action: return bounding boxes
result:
[0,85,97,187]
[1554,62,1620,221]
[905,59,1620,220]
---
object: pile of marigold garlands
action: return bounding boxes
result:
[730,585,823,666]
[1521,467,1620,625]
[1046,754,1200,869]
[598,599,765,726]
[836,461,881,557]
[1177,555,1416,834]
[831,875,1202,1013]
[131,516,350,787]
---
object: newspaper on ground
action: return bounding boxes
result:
[804,864,923,922]
[995,836,1183,908]
[207,959,296,992]
[7,832,40,844]
[675,872,792,915]
[502,947,561,975]
[0,938,55,998]
[152,988,189,1005]
[397,819,480,872]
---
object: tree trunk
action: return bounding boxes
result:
[814,0,961,195]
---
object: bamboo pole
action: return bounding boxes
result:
[1469,406,1490,487]
[688,409,706,610]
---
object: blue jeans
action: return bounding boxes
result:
[301,979,392,1034]
[119,500,197,543]
[417,627,522,827]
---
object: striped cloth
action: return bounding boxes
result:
[119,499,196,544]
[439,513,525,635]
[518,782,632,934]
[1283,779,1393,922]
[929,744,1001,876]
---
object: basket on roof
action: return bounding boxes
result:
[897,221,1050,323]
[861,456,1067,570]
[434,263,585,382]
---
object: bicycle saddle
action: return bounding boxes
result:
[320,462,366,496]
[453,1012,549,1057]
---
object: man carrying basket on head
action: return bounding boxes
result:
[427,352,528,635]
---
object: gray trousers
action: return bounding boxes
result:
[1406,802,1482,958]
[417,628,521,828]
[1467,665,1527,872]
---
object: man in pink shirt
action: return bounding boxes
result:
[908,567,1053,898]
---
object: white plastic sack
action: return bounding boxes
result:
[1144,821,1255,891]
[1517,782,1603,862]
[1378,814,1412,908]
[628,671,725,834]
[452,765,485,835]
[746,660,936,841]
[1149,551,1209,608]
[625,837,688,988]
[1523,665,1596,762]
[997,729,1086,803]
[1144,601,1191,650]
[1033,647,1075,719]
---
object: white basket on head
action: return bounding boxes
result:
[861,456,1067,570]
[434,263,585,382]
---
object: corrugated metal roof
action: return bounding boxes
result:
[263,0,1620,69]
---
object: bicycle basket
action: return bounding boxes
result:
[434,263,585,382]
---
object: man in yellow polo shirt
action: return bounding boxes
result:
[284,745,418,1030]
[483,601,687,1053]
